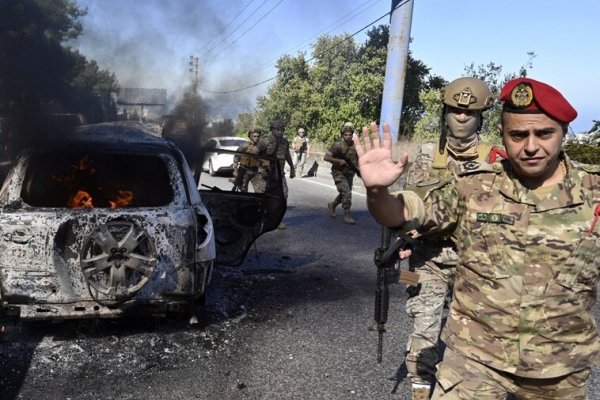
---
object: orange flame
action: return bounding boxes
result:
[109,190,134,209]
[68,190,94,208]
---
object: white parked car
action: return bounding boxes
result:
[201,136,248,176]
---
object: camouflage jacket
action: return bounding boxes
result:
[401,154,600,378]
[403,142,501,266]
[328,139,358,176]
[257,135,290,169]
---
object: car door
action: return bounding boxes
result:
[198,149,286,266]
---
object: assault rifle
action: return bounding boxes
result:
[373,228,419,363]
[333,151,361,178]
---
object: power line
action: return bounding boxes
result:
[196,0,258,56]
[199,4,394,94]
[201,0,287,65]
[198,0,271,62]
[204,0,384,88]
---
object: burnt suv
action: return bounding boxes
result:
[0,122,285,320]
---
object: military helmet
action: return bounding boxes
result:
[340,122,354,133]
[441,77,493,110]
[270,119,285,130]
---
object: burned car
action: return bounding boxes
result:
[0,122,285,321]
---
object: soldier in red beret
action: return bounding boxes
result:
[355,78,600,399]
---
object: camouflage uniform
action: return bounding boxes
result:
[291,133,309,177]
[233,141,261,192]
[403,141,501,386]
[398,155,600,399]
[327,139,358,211]
[256,134,290,198]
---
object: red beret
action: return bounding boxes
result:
[499,77,577,124]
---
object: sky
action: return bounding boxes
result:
[71,0,599,133]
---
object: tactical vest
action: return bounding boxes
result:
[431,143,494,169]
[291,136,307,152]
[405,142,497,200]
[238,142,260,168]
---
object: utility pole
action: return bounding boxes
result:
[188,55,200,126]
[379,0,414,143]
[372,0,414,364]
[189,55,199,95]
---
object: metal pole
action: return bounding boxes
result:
[379,0,414,143]
[372,0,414,364]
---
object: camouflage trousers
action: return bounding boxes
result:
[405,261,455,385]
[252,170,287,198]
[248,170,267,193]
[331,170,354,210]
[234,167,258,192]
[432,346,591,399]
[294,151,307,177]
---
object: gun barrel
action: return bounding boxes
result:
[377,331,384,363]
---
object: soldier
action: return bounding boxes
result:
[256,119,295,228]
[356,78,600,399]
[291,127,310,177]
[401,77,504,399]
[324,122,360,225]
[232,128,261,192]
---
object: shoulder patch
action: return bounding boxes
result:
[457,160,502,177]
[462,160,480,171]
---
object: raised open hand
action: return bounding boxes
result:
[353,122,408,189]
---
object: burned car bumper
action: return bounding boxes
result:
[0,210,214,320]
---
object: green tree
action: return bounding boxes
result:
[68,53,119,123]
[588,120,600,134]
[254,25,444,145]
[464,52,536,141]
[234,113,255,136]
[412,88,444,141]
[0,0,119,157]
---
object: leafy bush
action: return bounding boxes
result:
[564,143,600,164]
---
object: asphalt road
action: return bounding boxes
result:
[1,173,599,400]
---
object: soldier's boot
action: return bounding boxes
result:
[411,384,431,400]
[327,201,339,218]
[343,210,356,225]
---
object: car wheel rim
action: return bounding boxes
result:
[80,221,157,306]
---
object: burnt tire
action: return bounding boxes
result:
[80,221,157,307]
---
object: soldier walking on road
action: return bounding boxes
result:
[256,119,295,229]
[356,78,600,400]
[232,128,262,192]
[324,122,359,225]
[291,127,310,177]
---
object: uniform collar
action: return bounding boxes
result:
[498,153,585,211]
